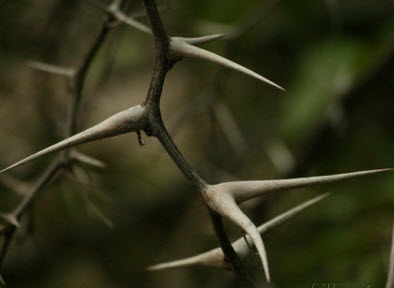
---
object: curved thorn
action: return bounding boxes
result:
[147,193,328,271]
[206,193,270,282]
[0,274,4,288]
[170,40,285,91]
[174,34,223,46]
[225,168,393,203]
[230,210,270,282]
[0,105,147,173]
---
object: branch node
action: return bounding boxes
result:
[0,213,19,228]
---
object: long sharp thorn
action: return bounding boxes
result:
[170,40,285,91]
[0,105,146,173]
[228,168,393,203]
[26,60,74,77]
[174,34,223,46]
[147,253,209,271]
[258,193,329,234]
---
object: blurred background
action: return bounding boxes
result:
[0,0,393,287]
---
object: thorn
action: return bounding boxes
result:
[224,168,393,203]
[0,105,147,174]
[147,193,328,272]
[25,60,75,77]
[106,7,152,35]
[147,253,208,271]
[170,39,285,91]
[137,131,145,146]
[70,151,106,169]
[173,34,223,46]
[203,191,270,282]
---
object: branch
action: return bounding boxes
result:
[0,160,62,278]
[142,0,254,286]
[0,161,62,229]
[387,224,394,288]
[0,1,125,285]
[68,0,125,136]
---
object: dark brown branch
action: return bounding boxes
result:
[69,23,111,136]
[142,0,171,108]
[141,0,254,286]
[155,119,207,190]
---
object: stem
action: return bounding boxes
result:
[142,0,171,108]
[68,23,111,136]
[142,0,254,286]
[155,118,207,191]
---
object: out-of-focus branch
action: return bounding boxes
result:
[0,1,128,285]
[0,159,63,278]
[387,224,394,288]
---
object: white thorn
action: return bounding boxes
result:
[173,34,223,46]
[219,168,393,203]
[170,39,285,91]
[0,105,147,173]
[108,8,152,35]
[204,191,270,282]
[147,251,219,271]
[26,60,75,77]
